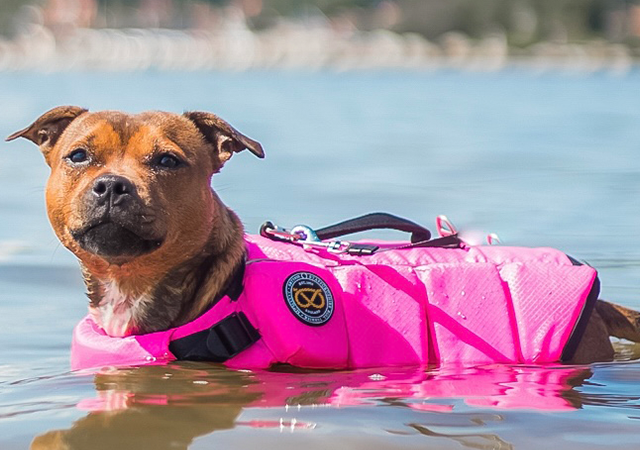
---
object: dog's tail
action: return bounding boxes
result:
[596,300,640,342]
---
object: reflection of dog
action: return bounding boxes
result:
[7,106,640,364]
[29,365,592,450]
[30,366,258,450]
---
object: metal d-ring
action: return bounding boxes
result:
[435,215,458,237]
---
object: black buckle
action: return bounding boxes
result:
[205,313,260,361]
[169,312,260,362]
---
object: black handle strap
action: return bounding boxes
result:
[315,212,431,244]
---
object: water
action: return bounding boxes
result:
[1,70,640,449]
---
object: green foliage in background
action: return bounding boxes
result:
[267,0,637,43]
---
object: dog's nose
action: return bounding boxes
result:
[92,175,136,206]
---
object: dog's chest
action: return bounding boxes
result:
[89,280,150,337]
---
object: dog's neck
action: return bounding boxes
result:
[82,207,246,337]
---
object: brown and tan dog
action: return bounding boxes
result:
[6,106,640,363]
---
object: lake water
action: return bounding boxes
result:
[1,70,640,449]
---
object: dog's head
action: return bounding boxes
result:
[7,107,263,273]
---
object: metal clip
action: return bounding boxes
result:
[327,240,351,253]
[293,224,350,252]
[290,225,320,243]
[260,221,352,254]
[260,221,297,242]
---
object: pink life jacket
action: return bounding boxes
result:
[71,234,599,371]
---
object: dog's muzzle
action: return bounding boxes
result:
[71,174,163,260]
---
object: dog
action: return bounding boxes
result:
[7,106,640,367]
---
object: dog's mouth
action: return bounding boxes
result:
[71,220,164,262]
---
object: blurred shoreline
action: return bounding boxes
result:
[1,24,635,73]
[0,2,637,73]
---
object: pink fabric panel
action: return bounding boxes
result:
[417,262,519,364]
[470,246,576,266]
[71,317,176,371]
[169,298,238,340]
[225,340,276,369]
[245,235,342,266]
[71,298,274,371]
[500,262,596,362]
[240,261,349,369]
[331,264,427,368]
[342,243,468,266]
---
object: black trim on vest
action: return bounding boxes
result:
[224,258,247,304]
[216,260,246,303]
[169,312,260,362]
[560,256,601,362]
[566,254,584,266]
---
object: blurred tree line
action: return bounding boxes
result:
[0,0,28,34]
[1,0,638,44]
[261,0,638,43]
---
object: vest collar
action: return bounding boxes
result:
[167,258,260,362]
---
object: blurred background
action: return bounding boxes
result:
[0,0,639,71]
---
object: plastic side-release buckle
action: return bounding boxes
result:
[206,312,261,361]
[169,312,260,363]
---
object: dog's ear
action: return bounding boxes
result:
[5,106,88,156]
[184,111,264,166]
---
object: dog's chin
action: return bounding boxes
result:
[72,222,163,264]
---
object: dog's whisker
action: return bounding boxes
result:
[50,241,63,262]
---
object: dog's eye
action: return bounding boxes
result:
[67,149,89,164]
[155,153,183,169]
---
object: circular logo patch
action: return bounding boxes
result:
[283,272,334,326]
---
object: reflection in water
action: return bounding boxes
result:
[31,364,592,450]
[32,365,260,450]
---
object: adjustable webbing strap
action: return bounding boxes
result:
[342,234,463,256]
[169,312,260,362]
